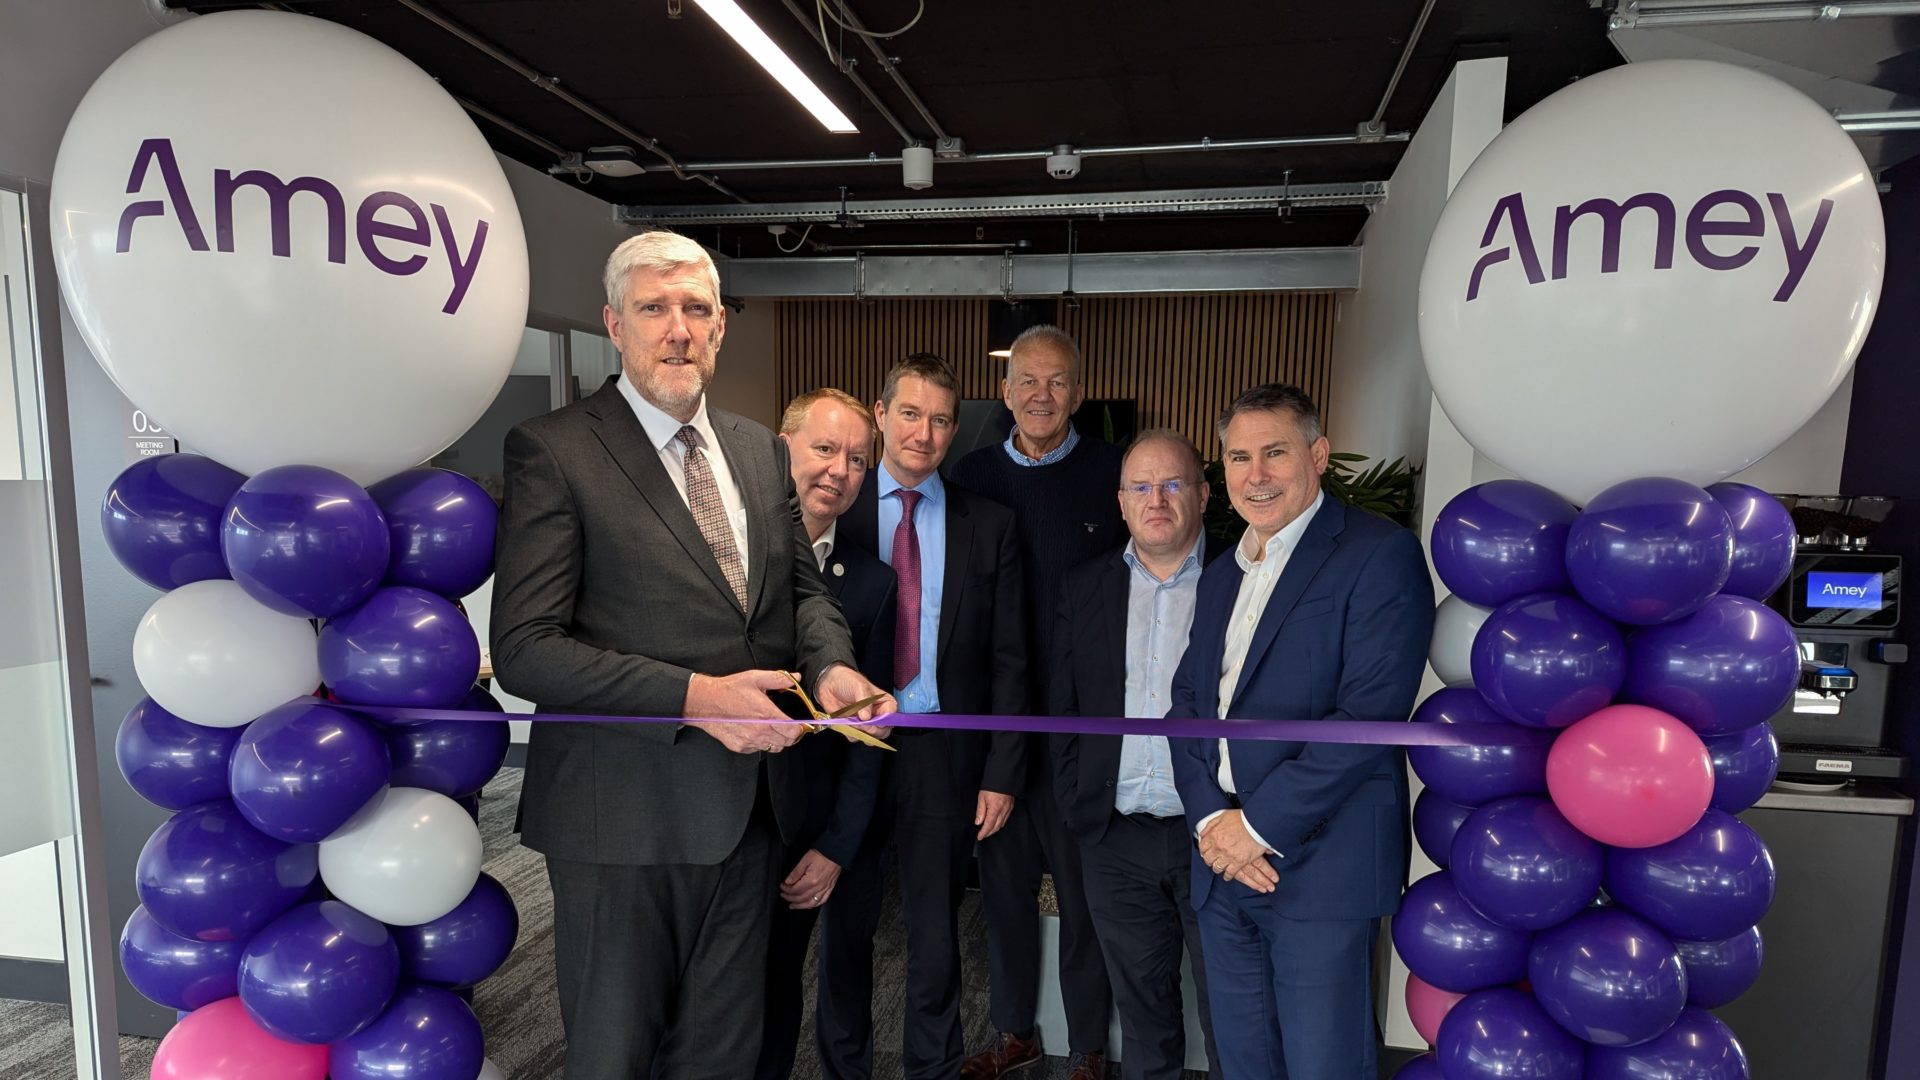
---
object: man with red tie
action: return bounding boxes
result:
[815,354,1029,1080]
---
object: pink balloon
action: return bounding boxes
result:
[152,997,328,1080]
[1406,971,1466,1046]
[1547,704,1714,848]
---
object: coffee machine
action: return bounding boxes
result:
[1765,495,1908,782]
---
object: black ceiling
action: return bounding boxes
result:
[185,0,1624,255]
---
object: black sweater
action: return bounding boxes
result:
[949,436,1126,715]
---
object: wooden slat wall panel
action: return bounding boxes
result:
[773,293,1337,457]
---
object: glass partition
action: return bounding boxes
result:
[0,179,122,1078]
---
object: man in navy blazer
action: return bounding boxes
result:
[816,355,1028,1080]
[1167,384,1434,1080]
[756,388,895,1080]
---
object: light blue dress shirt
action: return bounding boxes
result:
[875,463,946,714]
[1114,531,1207,818]
[1002,423,1081,466]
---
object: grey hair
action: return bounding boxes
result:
[603,230,721,311]
[1215,383,1323,447]
[1123,427,1205,481]
[1007,324,1082,384]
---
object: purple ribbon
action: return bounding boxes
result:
[346,703,1551,749]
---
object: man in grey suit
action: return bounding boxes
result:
[491,230,895,1080]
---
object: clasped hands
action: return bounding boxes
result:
[1198,809,1279,893]
[685,664,896,755]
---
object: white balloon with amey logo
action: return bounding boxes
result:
[50,10,529,485]
[1418,60,1883,504]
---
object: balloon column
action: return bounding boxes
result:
[1399,57,1881,1080]
[111,459,515,1080]
[53,10,530,1080]
[1398,477,1790,1079]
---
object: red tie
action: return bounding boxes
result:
[891,489,923,690]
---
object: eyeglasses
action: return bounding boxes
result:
[1121,480,1191,499]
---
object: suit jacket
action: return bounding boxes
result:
[789,540,893,867]
[490,376,857,866]
[1049,536,1230,844]
[842,472,1028,796]
[1167,500,1434,919]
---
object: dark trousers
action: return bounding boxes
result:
[978,756,1113,1050]
[1197,886,1377,1080]
[546,797,780,1080]
[1079,812,1220,1080]
[815,733,978,1080]
[756,836,829,1080]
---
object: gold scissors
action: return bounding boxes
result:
[779,674,895,751]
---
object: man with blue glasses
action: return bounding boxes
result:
[1050,430,1226,1079]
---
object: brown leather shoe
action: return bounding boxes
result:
[1065,1050,1108,1080]
[959,1031,1042,1078]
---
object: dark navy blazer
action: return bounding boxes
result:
[791,539,894,868]
[1167,499,1435,920]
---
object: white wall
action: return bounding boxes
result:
[1322,58,1511,1050]
[1325,59,1509,468]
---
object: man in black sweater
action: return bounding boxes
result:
[949,325,1121,1080]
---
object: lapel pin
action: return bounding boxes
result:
[832,563,845,577]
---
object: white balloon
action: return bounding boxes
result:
[132,579,320,728]
[477,1059,505,1080]
[50,11,529,485]
[319,786,483,926]
[1429,593,1492,687]
[1419,60,1883,504]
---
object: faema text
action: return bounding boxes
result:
[1464,189,1833,304]
[113,137,489,316]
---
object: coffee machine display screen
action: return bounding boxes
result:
[1783,553,1902,628]
[1808,572,1885,611]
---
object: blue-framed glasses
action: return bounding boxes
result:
[1121,479,1189,499]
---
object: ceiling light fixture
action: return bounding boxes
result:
[691,0,859,133]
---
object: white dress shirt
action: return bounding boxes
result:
[811,521,837,573]
[617,375,750,581]
[1197,490,1325,853]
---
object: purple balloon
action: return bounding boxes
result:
[119,905,242,1011]
[100,455,244,591]
[238,901,399,1044]
[1675,925,1764,1009]
[329,984,485,1080]
[1436,988,1583,1080]
[1450,797,1603,930]
[319,587,480,708]
[1606,809,1776,941]
[1391,871,1533,993]
[1430,480,1577,607]
[1587,1007,1750,1080]
[1413,788,1475,869]
[1394,1054,1445,1080]
[1624,596,1797,736]
[1528,906,1687,1047]
[134,801,317,943]
[1703,723,1780,814]
[1407,688,1552,804]
[390,873,519,988]
[386,714,510,798]
[368,468,499,601]
[1708,483,1796,602]
[222,465,390,618]
[1566,477,1735,626]
[1471,593,1626,729]
[229,701,391,843]
[115,697,243,811]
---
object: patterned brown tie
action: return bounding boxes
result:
[675,425,748,612]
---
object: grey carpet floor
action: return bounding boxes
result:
[4,767,1415,1079]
